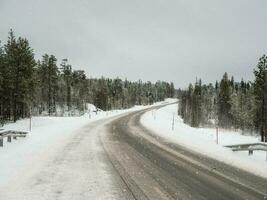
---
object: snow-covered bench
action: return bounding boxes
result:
[0,130,28,147]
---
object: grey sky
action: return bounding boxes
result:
[1,0,267,88]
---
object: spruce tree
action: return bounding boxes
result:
[36,55,59,115]
[254,55,267,141]
[218,73,232,128]
[191,79,202,127]
[0,42,4,123]
[4,30,36,121]
[0,30,177,124]
[60,59,72,112]
[72,70,87,113]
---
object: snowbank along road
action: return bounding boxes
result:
[1,103,267,199]
[102,104,267,200]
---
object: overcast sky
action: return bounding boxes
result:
[1,0,267,88]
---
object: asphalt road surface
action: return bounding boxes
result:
[101,105,267,200]
[3,104,267,200]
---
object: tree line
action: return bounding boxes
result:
[178,55,267,142]
[0,30,175,124]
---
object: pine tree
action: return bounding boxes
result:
[4,30,35,121]
[60,59,72,112]
[0,42,4,123]
[191,79,202,127]
[1,31,15,120]
[94,78,109,110]
[254,55,267,141]
[217,73,232,128]
[0,30,177,124]
[36,55,59,115]
[72,70,87,113]
[201,83,215,125]
[230,81,255,132]
[169,82,175,98]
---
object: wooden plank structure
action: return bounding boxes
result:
[0,130,28,147]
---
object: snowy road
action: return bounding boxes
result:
[0,115,138,200]
[1,104,267,199]
[102,105,267,200]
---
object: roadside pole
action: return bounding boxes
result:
[29,108,32,132]
[216,127,219,144]
[29,116,32,132]
[172,112,175,131]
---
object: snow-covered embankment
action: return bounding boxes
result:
[141,103,267,178]
[0,104,145,189]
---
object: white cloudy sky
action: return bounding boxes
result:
[0,0,267,87]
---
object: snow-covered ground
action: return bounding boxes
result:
[5,98,266,198]
[141,103,267,178]
[0,100,175,195]
[0,105,145,192]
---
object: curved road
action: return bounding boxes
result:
[2,104,267,199]
[101,105,267,200]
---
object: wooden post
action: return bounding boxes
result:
[7,135,11,143]
[0,138,3,147]
[172,113,175,131]
[29,106,32,132]
[29,116,32,132]
[216,127,219,144]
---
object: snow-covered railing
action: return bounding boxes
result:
[0,130,28,147]
[225,143,267,157]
